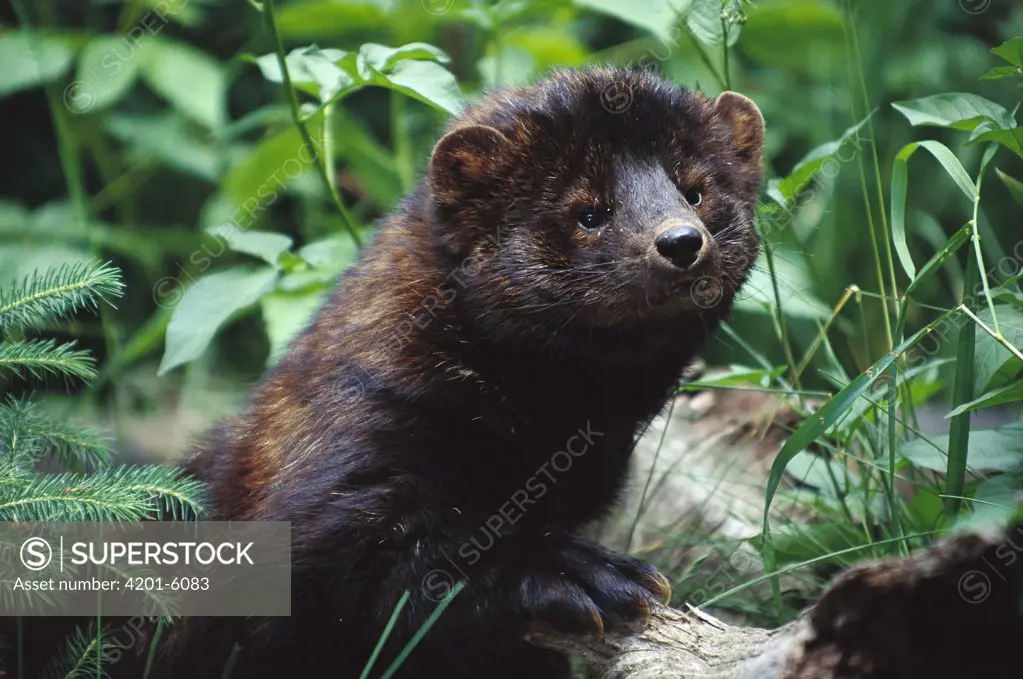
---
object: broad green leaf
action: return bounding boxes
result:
[261,290,327,365]
[763,309,956,526]
[992,37,1023,68]
[739,0,844,75]
[892,93,1016,132]
[686,0,743,46]
[969,127,1023,159]
[0,33,74,99]
[205,228,293,265]
[957,476,1022,530]
[973,305,1023,393]
[573,0,691,42]
[297,234,359,272]
[141,39,227,128]
[948,379,1023,416]
[980,66,1021,81]
[221,125,320,206]
[74,36,145,112]
[890,140,977,281]
[996,168,1023,203]
[899,423,1023,473]
[158,267,279,374]
[366,60,464,115]
[768,113,873,209]
[253,47,355,102]
[357,43,450,74]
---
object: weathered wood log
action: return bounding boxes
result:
[528,527,1023,678]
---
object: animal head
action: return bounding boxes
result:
[426,67,764,341]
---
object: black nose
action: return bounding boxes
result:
[654,226,705,269]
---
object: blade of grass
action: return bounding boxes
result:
[762,307,958,599]
[945,148,998,517]
[379,581,465,679]
[359,590,411,679]
[702,530,945,609]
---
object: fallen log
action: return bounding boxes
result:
[528,527,1023,678]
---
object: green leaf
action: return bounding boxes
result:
[297,233,360,271]
[948,379,1023,416]
[253,46,355,102]
[905,221,971,296]
[768,113,873,209]
[206,228,293,265]
[890,140,977,281]
[221,125,320,206]
[958,476,1022,530]
[573,0,691,42]
[141,38,227,128]
[261,290,326,365]
[363,59,464,115]
[980,66,1021,81]
[973,305,1023,393]
[356,42,450,73]
[0,33,74,99]
[158,267,279,374]
[899,423,1023,473]
[996,168,1023,203]
[969,127,1023,159]
[683,364,785,389]
[892,93,1016,132]
[686,0,743,46]
[992,37,1023,68]
[769,523,869,568]
[74,36,145,112]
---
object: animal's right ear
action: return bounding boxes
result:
[429,125,514,198]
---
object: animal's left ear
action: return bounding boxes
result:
[714,92,765,164]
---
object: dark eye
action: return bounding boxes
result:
[685,189,703,207]
[577,209,607,232]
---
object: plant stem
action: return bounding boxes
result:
[762,237,802,390]
[261,0,362,247]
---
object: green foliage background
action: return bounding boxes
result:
[2,0,1023,637]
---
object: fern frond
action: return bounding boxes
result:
[0,465,204,522]
[0,396,112,470]
[39,623,119,679]
[0,338,97,382]
[0,260,124,331]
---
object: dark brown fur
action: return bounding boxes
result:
[159,67,765,679]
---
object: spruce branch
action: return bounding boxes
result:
[0,465,204,522]
[0,338,97,382]
[0,396,112,470]
[0,260,123,331]
[39,623,118,679]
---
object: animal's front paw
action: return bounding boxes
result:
[515,535,670,635]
